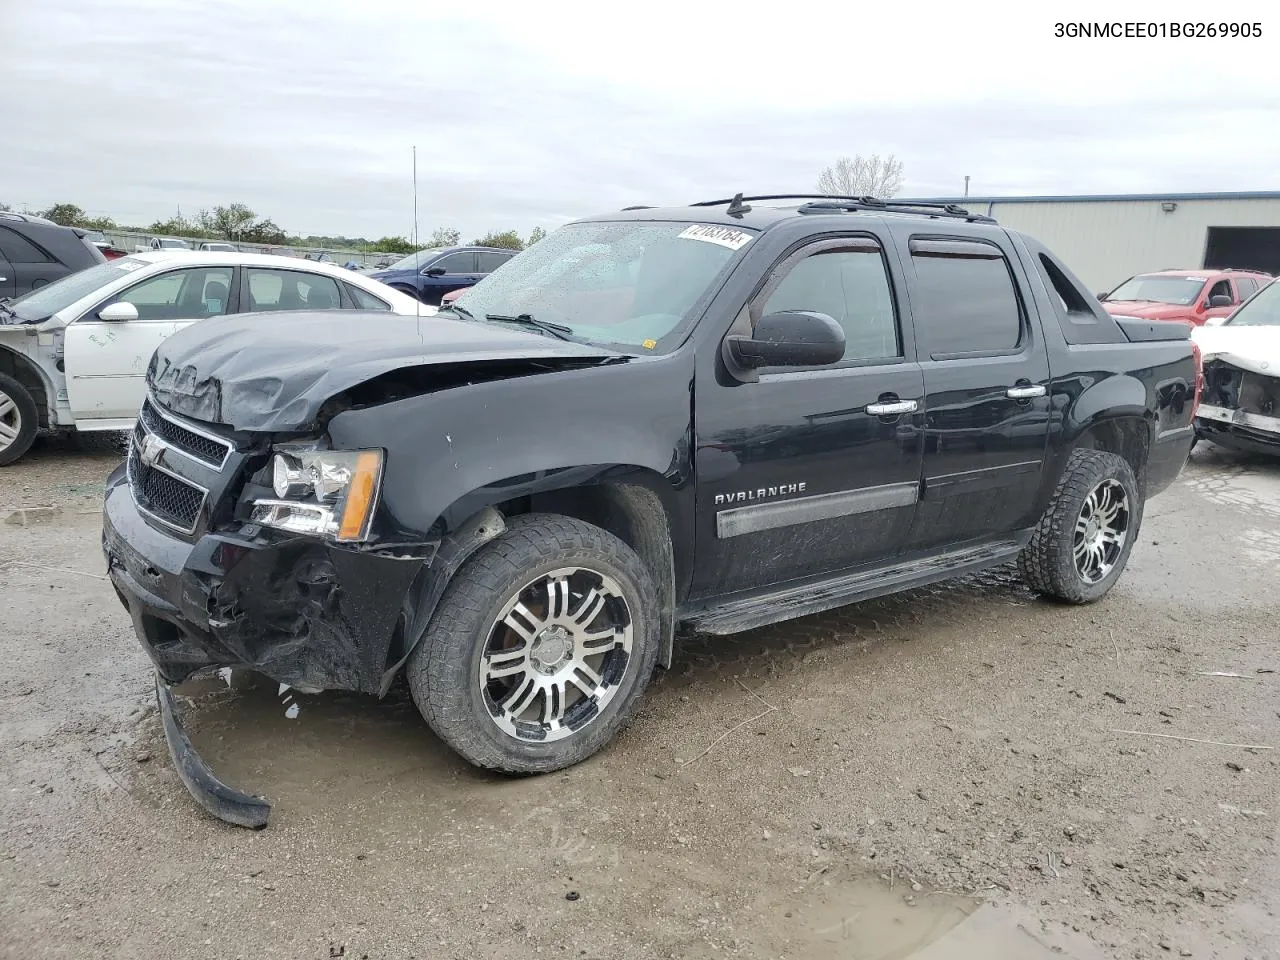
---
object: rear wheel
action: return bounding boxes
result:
[407,514,660,774]
[1018,449,1141,604]
[0,373,38,466]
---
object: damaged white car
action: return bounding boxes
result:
[0,252,433,465]
[1192,277,1280,455]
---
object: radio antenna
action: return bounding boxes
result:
[412,144,421,322]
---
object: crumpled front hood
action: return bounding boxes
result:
[1191,325,1280,378]
[1102,301,1194,321]
[147,310,623,432]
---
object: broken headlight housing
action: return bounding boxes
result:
[251,443,385,542]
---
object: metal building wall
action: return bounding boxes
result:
[951,197,1280,292]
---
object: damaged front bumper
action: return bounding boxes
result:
[1197,404,1280,454]
[1196,361,1280,455]
[102,464,427,826]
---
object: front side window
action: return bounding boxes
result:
[438,219,754,351]
[760,244,900,363]
[910,239,1023,357]
[1226,279,1280,326]
[246,269,342,311]
[110,266,234,320]
[1105,274,1204,306]
[431,252,476,274]
[1206,279,1233,303]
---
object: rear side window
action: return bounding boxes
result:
[0,226,53,264]
[1235,277,1258,300]
[476,251,512,273]
[246,269,342,311]
[909,238,1022,358]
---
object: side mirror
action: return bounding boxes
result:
[1208,294,1233,308]
[1095,292,1109,301]
[423,266,446,277]
[1205,315,1228,327]
[98,301,139,322]
[725,311,845,370]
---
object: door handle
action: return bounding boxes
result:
[866,399,919,416]
[1006,384,1046,400]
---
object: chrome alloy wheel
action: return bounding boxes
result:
[479,566,634,742]
[0,388,21,453]
[1073,478,1130,584]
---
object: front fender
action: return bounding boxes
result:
[325,352,694,540]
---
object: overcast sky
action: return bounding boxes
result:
[2,0,1277,241]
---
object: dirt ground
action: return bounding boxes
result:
[1,435,1278,960]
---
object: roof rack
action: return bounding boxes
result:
[690,194,996,223]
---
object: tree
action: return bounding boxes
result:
[369,236,420,254]
[473,230,524,251]
[241,218,287,245]
[148,215,209,238]
[41,203,89,226]
[428,226,461,247]
[0,201,10,212]
[197,202,258,240]
[526,226,547,246]
[816,154,904,198]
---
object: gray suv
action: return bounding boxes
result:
[0,213,106,300]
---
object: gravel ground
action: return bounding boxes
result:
[1,441,1278,959]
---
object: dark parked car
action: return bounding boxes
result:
[103,194,1199,828]
[0,213,106,299]
[368,245,517,305]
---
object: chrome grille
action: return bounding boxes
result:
[127,435,206,533]
[138,398,232,468]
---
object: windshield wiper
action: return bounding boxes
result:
[484,313,577,342]
[442,302,476,321]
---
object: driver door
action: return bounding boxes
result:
[64,265,236,424]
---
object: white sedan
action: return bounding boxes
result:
[0,251,435,465]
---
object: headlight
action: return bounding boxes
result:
[252,445,384,542]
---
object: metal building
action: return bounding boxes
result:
[904,191,1280,294]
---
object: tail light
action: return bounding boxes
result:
[1189,339,1204,420]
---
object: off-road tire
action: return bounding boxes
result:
[407,513,660,774]
[1018,449,1141,604]
[0,372,38,467]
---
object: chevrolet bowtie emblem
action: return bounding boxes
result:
[140,434,167,468]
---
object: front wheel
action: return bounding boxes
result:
[1018,449,1142,604]
[407,514,660,774]
[0,372,38,467]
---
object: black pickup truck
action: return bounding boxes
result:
[102,194,1199,827]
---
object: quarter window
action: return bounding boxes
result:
[909,239,1022,357]
[346,284,391,310]
[246,269,343,312]
[110,267,233,320]
[760,243,901,363]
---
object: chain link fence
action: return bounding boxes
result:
[101,230,401,270]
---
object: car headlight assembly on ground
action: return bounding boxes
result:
[252,444,384,542]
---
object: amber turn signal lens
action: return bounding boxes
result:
[337,450,382,541]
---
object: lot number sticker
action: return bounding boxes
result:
[677,224,754,250]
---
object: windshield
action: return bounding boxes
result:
[1106,275,1205,305]
[439,220,753,350]
[5,259,144,322]
[1226,278,1280,326]
[385,248,447,271]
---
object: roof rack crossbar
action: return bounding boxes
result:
[690,194,997,223]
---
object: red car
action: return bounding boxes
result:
[1099,268,1272,326]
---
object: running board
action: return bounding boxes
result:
[680,539,1026,636]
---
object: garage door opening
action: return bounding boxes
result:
[1203,227,1280,275]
